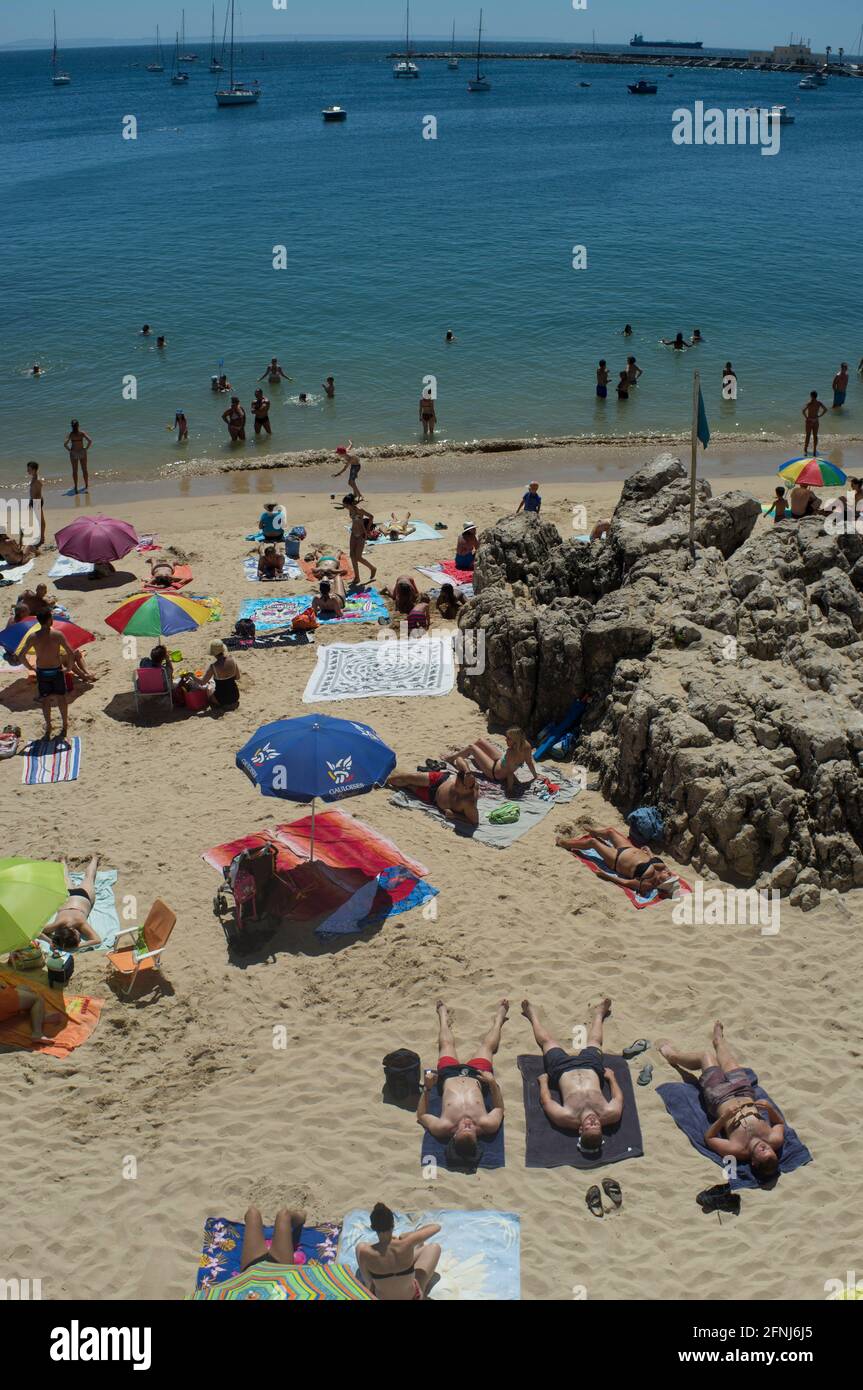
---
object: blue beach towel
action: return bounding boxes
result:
[338,1209,521,1300]
[421,1069,505,1172]
[315,867,438,939]
[577,845,662,906]
[242,555,301,582]
[196,1215,341,1291]
[657,1071,812,1190]
[43,869,122,950]
[239,588,388,633]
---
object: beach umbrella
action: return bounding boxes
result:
[236,714,396,860]
[777,456,847,487]
[55,515,139,563]
[0,858,67,954]
[192,1263,373,1301]
[0,616,94,658]
[105,592,212,639]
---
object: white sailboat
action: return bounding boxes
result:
[216,0,260,106]
[209,4,224,72]
[448,21,459,70]
[147,27,165,73]
[179,9,199,61]
[51,11,71,85]
[170,31,190,84]
[393,3,420,78]
[468,10,491,91]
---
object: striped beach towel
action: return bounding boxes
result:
[22,737,82,784]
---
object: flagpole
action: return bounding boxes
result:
[689,370,700,559]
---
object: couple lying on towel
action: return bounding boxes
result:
[387,729,537,822]
[558,824,679,897]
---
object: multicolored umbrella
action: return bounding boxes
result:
[55,515,139,563]
[0,858,67,954]
[191,1262,373,1301]
[778,457,847,487]
[105,591,212,639]
[0,616,94,658]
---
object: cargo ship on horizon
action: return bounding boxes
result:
[630,34,703,50]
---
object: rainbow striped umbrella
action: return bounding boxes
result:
[0,616,94,658]
[778,456,847,487]
[191,1262,373,1301]
[105,592,212,639]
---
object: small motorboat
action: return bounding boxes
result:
[628,79,658,94]
[773,105,795,124]
[579,81,591,87]
[322,105,347,122]
[798,76,817,89]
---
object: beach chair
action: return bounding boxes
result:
[134,666,173,719]
[107,899,176,995]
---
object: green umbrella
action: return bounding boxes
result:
[0,858,67,954]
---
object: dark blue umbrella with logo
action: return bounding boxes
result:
[235,714,397,860]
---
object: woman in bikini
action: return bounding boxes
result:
[355,1202,441,1301]
[63,419,92,493]
[343,495,377,582]
[146,557,178,588]
[556,825,679,895]
[312,577,345,618]
[451,727,537,797]
[37,855,101,951]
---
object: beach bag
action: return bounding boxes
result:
[235,618,256,641]
[8,945,44,972]
[383,1048,421,1101]
[46,951,74,989]
[291,611,318,633]
[0,733,18,760]
[184,687,209,713]
[285,526,306,559]
[549,733,575,761]
[627,806,664,847]
[488,802,520,825]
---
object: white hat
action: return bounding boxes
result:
[463,521,477,532]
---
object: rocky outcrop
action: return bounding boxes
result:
[457,454,863,899]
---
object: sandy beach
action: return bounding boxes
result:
[2,443,860,1302]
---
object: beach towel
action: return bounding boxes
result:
[242,556,302,582]
[299,551,355,584]
[135,534,160,552]
[657,1072,812,1191]
[205,809,428,882]
[421,1074,506,1172]
[0,560,35,584]
[416,565,474,598]
[365,520,441,546]
[225,629,315,651]
[141,564,194,592]
[572,846,691,908]
[185,595,223,623]
[239,589,387,637]
[42,869,121,951]
[0,968,103,1059]
[518,1054,644,1169]
[196,1215,341,1291]
[338,1209,520,1301]
[48,555,92,580]
[390,765,579,848]
[303,636,454,703]
[22,736,81,785]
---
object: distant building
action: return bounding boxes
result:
[750,42,826,66]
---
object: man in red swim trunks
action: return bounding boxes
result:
[387,757,479,826]
[0,978,54,1044]
[416,998,508,1166]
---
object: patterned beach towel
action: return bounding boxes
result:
[22,737,81,784]
[338,1209,521,1301]
[572,845,691,908]
[303,636,454,703]
[240,589,387,635]
[186,595,223,623]
[196,1215,341,1291]
[242,556,302,582]
[416,564,474,598]
[48,555,92,580]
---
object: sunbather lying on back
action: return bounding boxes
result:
[522,997,623,1152]
[0,534,36,566]
[387,757,479,826]
[657,1021,785,1180]
[417,998,507,1167]
[304,547,348,580]
[387,511,416,541]
[37,855,101,951]
[557,825,679,896]
[146,557,179,587]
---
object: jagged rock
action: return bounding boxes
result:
[789,884,821,912]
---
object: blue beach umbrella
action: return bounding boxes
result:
[235,714,396,860]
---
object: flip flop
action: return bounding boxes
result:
[637,1063,654,1087]
[696,1185,740,1217]
[622,1039,650,1059]
[601,1178,622,1209]
[585,1185,604,1219]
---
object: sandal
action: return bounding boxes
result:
[601,1178,622,1209]
[637,1063,654,1087]
[696,1185,740,1217]
[622,1039,650,1059]
[585,1185,604,1219]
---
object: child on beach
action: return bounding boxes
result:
[517,482,542,515]
[332,441,362,498]
[765,487,787,522]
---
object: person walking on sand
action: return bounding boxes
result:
[419,388,437,438]
[258,357,293,385]
[26,461,45,548]
[332,441,362,498]
[802,390,827,453]
[521,997,623,1155]
[18,610,76,741]
[416,998,508,1166]
[343,495,377,582]
[832,362,849,409]
[356,1203,441,1301]
[251,388,272,438]
[222,396,246,442]
[64,419,92,493]
[656,1021,785,1180]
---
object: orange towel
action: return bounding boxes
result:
[0,968,103,1058]
[299,552,355,584]
[141,564,193,593]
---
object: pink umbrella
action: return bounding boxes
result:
[54,515,139,563]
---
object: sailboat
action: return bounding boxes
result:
[216,0,261,106]
[209,4,224,72]
[179,9,199,62]
[50,11,71,86]
[170,32,190,84]
[393,3,420,77]
[468,10,490,91]
[146,27,165,73]
[448,21,459,70]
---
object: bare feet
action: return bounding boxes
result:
[656,1040,675,1062]
[495,998,509,1025]
[593,997,612,1020]
[435,998,448,1021]
[521,998,537,1023]
[712,1021,724,1047]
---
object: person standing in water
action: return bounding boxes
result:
[626,356,642,386]
[802,391,827,454]
[596,360,609,399]
[322,376,336,398]
[251,388,272,437]
[222,396,246,442]
[419,388,437,438]
[171,410,189,442]
[258,358,293,385]
[63,419,92,493]
[832,363,849,409]
[722,363,738,400]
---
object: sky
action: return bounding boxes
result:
[2,0,861,51]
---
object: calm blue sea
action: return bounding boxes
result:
[2,40,862,486]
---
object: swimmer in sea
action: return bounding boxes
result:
[622,324,633,337]
[259,358,293,385]
[445,329,456,343]
[661,332,689,350]
[323,376,336,398]
[156,335,166,349]
[31,364,42,377]
[141,324,151,336]
[298,393,310,404]
[691,328,704,344]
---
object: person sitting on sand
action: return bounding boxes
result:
[259,503,286,542]
[258,545,285,580]
[556,825,680,897]
[387,510,415,540]
[195,640,240,711]
[356,1203,441,1301]
[16,584,57,618]
[451,727,537,797]
[387,757,479,826]
[239,1203,306,1273]
[344,495,377,583]
[61,636,95,687]
[590,519,611,541]
[435,582,464,622]
[789,481,819,519]
[455,523,478,572]
[764,486,788,522]
[382,575,419,615]
[312,577,345,618]
[37,855,101,952]
[416,998,508,1166]
[0,977,59,1045]
[657,1021,785,1180]
[0,533,36,566]
[521,997,623,1156]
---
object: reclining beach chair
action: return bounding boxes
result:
[107,899,176,995]
[134,666,173,719]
